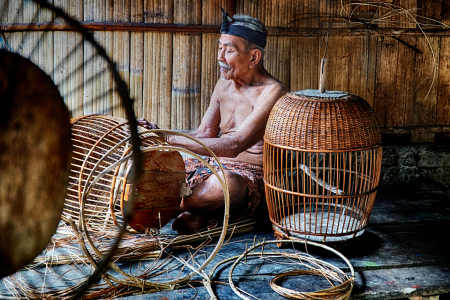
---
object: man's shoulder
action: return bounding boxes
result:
[215,78,233,89]
[258,76,289,101]
[214,75,288,102]
[263,77,288,92]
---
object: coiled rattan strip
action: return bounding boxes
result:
[205,239,354,300]
[270,269,353,300]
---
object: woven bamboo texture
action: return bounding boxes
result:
[62,115,168,233]
[264,91,383,242]
[265,91,382,151]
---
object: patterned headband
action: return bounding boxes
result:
[220,7,267,49]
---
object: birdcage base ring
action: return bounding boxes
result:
[272,223,365,243]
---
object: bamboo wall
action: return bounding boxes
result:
[1,0,450,142]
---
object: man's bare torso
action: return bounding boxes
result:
[214,75,286,166]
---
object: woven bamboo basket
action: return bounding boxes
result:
[264,90,383,242]
[62,115,185,233]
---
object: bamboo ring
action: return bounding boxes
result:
[270,269,354,300]
[225,239,354,300]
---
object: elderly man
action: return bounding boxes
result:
[138,9,288,234]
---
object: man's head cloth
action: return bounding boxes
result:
[220,8,267,49]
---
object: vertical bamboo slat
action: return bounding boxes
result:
[142,0,173,127]
[172,0,202,129]
[290,37,319,91]
[418,0,442,23]
[143,32,173,128]
[348,36,366,100]
[328,36,350,92]
[394,36,416,127]
[319,0,329,29]
[365,35,377,108]
[130,0,144,119]
[443,0,450,25]
[412,36,439,127]
[400,0,418,29]
[265,36,290,89]
[437,37,450,125]
[22,0,39,65]
[83,0,113,115]
[38,1,53,78]
[112,0,130,118]
[200,33,220,117]
[202,0,223,25]
[172,33,202,129]
[2,1,22,59]
[103,0,113,115]
[291,0,305,28]
[305,0,319,28]
[374,36,398,127]
[53,0,84,117]
[83,0,95,114]
[200,1,224,118]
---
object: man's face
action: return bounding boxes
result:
[217,34,252,81]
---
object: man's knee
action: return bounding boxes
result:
[180,170,248,213]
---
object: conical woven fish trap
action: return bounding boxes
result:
[264,90,382,242]
[62,115,183,233]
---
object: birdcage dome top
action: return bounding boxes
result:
[264,90,382,151]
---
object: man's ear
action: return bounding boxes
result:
[249,49,262,68]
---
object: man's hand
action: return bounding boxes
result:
[137,118,159,129]
[137,118,170,142]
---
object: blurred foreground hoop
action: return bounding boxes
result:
[0,50,71,278]
[264,90,383,243]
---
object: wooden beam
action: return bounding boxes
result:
[2,22,450,37]
[0,22,219,33]
[381,125,450,135]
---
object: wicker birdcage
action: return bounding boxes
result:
[63,115,185,233]
[264,90,383,242]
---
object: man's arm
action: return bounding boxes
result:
[168,83,287,157]
[137,84,221,138]
[186,87,221,139]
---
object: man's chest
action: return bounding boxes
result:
[218,94,256,129]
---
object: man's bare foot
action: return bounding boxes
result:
[171,212,208,235]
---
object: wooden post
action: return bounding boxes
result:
[319,58,327,93]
